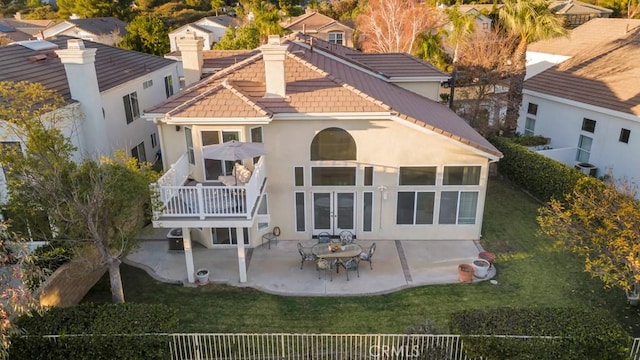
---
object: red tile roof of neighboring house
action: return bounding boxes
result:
[148,39,499,157]
[528,18,640,56]
[525,26,640,116]
[284,11,353,33]
[0,37,176,102]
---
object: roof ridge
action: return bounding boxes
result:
[221,79,270,117]
[285,12,318,28]
[286,49,392,112]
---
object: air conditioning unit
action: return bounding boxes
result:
[575,162,598,177]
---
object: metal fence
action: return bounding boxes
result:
[22,333,640,359]
[168,333,471,360]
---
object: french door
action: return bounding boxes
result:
[312,192,355,236]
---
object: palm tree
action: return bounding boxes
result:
[499,0,566,136]
[445,5,476,109]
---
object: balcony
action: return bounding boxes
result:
[150,153,266,221]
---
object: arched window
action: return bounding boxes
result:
[310,127,356,161]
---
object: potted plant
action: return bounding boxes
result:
[195,268,209,285]
[457,264,474,283]
[472,259,490,279]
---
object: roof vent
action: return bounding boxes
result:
[27,54,47,62]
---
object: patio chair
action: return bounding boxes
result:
[317,232,331,244]
[337,256,360,281]
[339,230,354,244]
[297,242,317,270]
[262,226,280,249]
[359,242,376,270]
[316,258,334,281]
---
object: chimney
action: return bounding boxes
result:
[260,35,287,98]
[177,32,204,87]
[55,39,105,156]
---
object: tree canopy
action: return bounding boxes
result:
[118,15,169,56]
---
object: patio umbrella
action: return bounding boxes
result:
[202,140,265,161]
[202,141,265,185]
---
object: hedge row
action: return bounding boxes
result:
[10,303,177,360]
[450,307,630,359]
[490,137,586,203]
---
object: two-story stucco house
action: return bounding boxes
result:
[283,11,355,48]
[168,16,238,52]
[0,38,180,204]
[37,17,127,46]
[144,34,500,284]
[518,21,640,184]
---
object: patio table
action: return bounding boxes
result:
[311,243,362,259]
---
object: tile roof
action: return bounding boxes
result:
[167,50,259,70]
[66,17,128,36]
[148,40,499,157]
[0,37,176,102]
[525,26,640,116]
[284,11,353,32]
[293,33,449,78]
[0,18,50,36]
[202,15,236,27]
[528,18,640,56]
[549,0,612,15]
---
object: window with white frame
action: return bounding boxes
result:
[294,166,304,186]
[328,32,344,45]
[123,92,140,124]
[250,126,263,164]
[399,166,437,185]
[143,79,153,89]
[397,192,435,225]
[576,135,592,162]
[364,166,373,186]
[131,142,146,163]
[185,127,195,165]
[164,75,174,98]
[527,102,538,115]
[443,166,481,185]
[438,191,478,225]
[363,191,373,231]
[295,192,305,232]
[524,117,536,135]
[150,132,158,148]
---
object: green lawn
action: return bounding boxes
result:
[83,178,640,335]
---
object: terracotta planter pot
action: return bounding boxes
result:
[478,251,495,268]
[458,264,475,283]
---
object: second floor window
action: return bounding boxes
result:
[328,32,344,45]
[581,118,596,133]
[123,92,140,124]
[164,75,174,98]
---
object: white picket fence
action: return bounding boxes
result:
[29,333,640,359]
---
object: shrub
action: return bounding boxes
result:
[23,244,72,290]
[10,303,178,359]
[512,135,550,146]
[490,137,586,202]
[450,307,630,359]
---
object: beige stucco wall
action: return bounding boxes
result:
[394,82,442,102]
[157,117,491,244]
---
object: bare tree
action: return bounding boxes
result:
[356,0,441,53]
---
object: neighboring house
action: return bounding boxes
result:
[168,16,237,52]
[517,24,640,185]
[454,5,494,33]
[143,34,500,284]
[283,11,355,48]
[0,37,180,203]
[0,17,55,45]
[37,17,127,46]
[549,0,612,28]
[526,18,640,79]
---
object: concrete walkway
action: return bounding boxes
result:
[126,228,496,296]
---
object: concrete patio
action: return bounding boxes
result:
[126,228,496,296]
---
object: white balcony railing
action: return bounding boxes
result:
[150,155,266,220]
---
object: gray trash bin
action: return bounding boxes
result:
[167,228,184,251]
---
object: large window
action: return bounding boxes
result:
[397,192,435,225]
[164,75,174,98]
[311,167,356,186]
[328,32,344,45]
[201,130,240,180]
[443,166,481,185]
[310,127,356,160]
[438,191,478,225]
[212,227,249,245]
[581,118,596,133]
[576,135,592,162]
[123,92,140,124]
[399,167,436,185]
